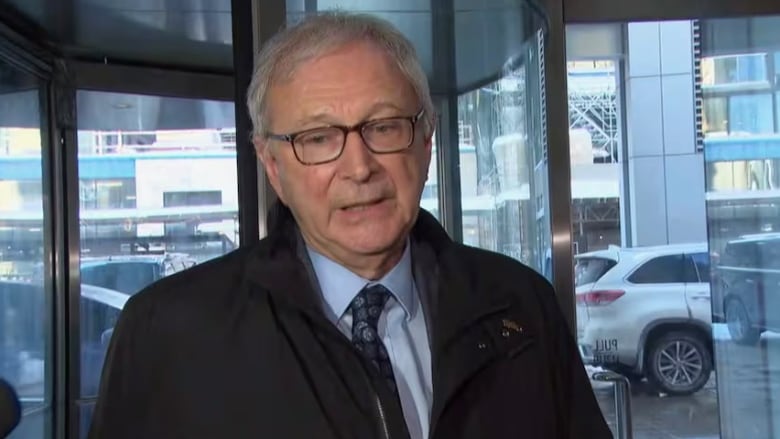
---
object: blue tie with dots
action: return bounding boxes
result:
[349,284,397,391]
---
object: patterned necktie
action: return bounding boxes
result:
[349,284,397,391]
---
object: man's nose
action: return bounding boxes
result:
[337,130,375,181]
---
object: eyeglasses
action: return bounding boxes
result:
[266,108,425,165]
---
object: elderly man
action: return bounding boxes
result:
[89,12,611,439]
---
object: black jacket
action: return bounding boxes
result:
[89,207,612,438]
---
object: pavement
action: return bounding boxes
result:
[590,326,780,439]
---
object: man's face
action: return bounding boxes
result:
[256,41,433,267]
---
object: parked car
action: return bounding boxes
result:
[575,243,713,396]
[80,253,196,295]
[714,233,780,345]
[0,280,129,403]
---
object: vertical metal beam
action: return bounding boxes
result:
[248,0,286,235]
[231,0,262,243]
[615,51,633,248]
[50,59,81,439]
[38,72,57,439]
[431,0,463,242]
[541,0,577,332]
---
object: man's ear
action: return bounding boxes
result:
[254,135,285,202]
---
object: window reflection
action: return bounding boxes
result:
[76,91,239,433]
[456,43,550,276]
[0,63,49,438]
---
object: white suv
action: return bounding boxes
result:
[575,243,713,396]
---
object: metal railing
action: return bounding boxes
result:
[592,370,633,439]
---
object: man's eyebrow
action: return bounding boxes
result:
[294,102,409,127]
[294,112,335,127]
[364,101,405,115]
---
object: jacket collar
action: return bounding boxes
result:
[246,201,513,348]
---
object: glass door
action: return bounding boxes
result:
[568,17,780,439]
[74,91,240,436]
[0,55,52,439]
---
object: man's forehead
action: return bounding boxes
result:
[267,53,418,125]
[291,101,411,124]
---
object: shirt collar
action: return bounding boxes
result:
[306,240,415,323]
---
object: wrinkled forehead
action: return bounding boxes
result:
[265,41,419,119]
[274,38,393,83]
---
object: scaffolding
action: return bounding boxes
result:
[568,65,620,163]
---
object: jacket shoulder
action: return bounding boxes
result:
[453,243,554,293]
[121,243,261,317]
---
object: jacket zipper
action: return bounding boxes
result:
[309,316,394,439]
[375,394,391,439]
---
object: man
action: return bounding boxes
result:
[89,12,612,439]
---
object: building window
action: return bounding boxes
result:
[163,190,222,207]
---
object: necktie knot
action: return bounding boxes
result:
[350,284,391,325]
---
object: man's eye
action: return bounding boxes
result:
[371,121,402,133]
[300,130,337,145]
[308,135,329,144]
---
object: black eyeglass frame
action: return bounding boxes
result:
[265,108,426,165]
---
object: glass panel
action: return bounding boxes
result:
[569,21,719,438]
[571,17,780,438]
[728,93,774,134]
[0,61,50,437]
[457,42,551,276]
[702,53,769,86]
[703,15,780,438]
[703,96,728,135]
[76,91,238,432]
[568,60,622,257]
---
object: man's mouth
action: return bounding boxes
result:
[341,199,384,211]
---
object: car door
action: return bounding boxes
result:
[685,252,713,326]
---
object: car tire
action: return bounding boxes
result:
[725,297,761,346]
[645,331,712,396]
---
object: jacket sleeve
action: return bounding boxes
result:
[88,296,154,439]
[537,278,614,439]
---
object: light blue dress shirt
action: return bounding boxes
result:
[306,242,432,439]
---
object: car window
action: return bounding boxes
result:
[758,240,780,271]
[113,262,156,294]
[723,241,758,268]
[628,254,686,284]
[689,252,711,283]
[81,264,117,290]
[574,257,617,286]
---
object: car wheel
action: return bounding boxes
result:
[725,298,761,345]
[645,331,712,396]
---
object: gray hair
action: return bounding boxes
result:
[246,11,434,140]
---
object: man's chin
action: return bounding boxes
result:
[339,229,406,255]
